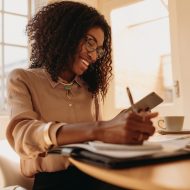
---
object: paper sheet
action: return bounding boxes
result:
[148,134,190,152]
[51,134,190,159]
[58,141,162,158]
[88,141,162,151]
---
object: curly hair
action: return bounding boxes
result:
[26,1,112,100]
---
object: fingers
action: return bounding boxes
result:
[126,112,156,136]
[127,119,155,135]
[128,111,157,119]
[127,112,156,125]
[127,131,149,145]
[144,112,159,119]
[127,112,144,122]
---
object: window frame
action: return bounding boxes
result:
[0,0,32,114]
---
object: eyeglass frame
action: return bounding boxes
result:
[83,35,105,60]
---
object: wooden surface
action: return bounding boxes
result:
[69,157,190,190]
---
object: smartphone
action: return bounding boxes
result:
[128,92,163,112]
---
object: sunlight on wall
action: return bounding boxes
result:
[111,0,172,109]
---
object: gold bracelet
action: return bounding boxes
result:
[43,122,53,147]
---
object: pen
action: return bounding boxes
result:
[126,87,136,112]
[127,87,147,121]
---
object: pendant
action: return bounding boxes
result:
[64,85,72,91]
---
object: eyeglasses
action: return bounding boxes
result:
[83,35,105,60]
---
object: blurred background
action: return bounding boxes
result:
[1,0,190,139]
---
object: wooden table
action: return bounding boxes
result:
[69,157,190,190]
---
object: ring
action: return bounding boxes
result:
[138,134,144,141]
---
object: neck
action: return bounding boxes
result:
[60,71,76,83]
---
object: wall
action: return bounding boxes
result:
[97,0,141,120]
[98,0,140,23]
[174,0,190,128]
[48,0,97,7]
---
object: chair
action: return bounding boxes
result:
[0,140,33,190]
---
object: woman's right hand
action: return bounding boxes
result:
[94,110,158,145]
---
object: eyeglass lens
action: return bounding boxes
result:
[85,36,104,59]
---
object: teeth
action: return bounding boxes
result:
[82,59,89,67]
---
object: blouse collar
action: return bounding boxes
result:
[44,69,82,88]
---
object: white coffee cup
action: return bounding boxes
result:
[157,116,184,132]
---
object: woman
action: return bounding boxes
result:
[6,1,157,190]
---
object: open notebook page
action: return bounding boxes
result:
[55,141,163,158]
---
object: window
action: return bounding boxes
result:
[99,0,185,120]
[0,0,32,114]
[111,0,172,109]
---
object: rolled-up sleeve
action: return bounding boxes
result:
[6,69,64,159]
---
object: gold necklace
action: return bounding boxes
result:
[59,81,74,90]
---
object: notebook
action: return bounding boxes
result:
[48,140,190,169]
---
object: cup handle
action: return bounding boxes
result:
[158,119,166,130]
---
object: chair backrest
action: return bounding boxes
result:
[0,116,9,140]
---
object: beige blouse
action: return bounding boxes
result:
[6,68,97,177]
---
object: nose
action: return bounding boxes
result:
[87,50,98,62]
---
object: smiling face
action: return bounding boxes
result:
[60,27,104,82]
